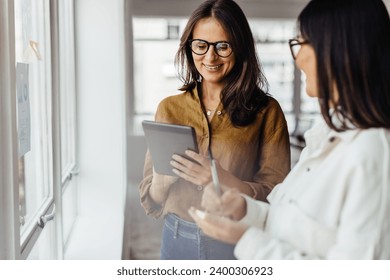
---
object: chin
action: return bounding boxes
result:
[306,92,316,98]
[202,75,224,84]
[305,87,318,98]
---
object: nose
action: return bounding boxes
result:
[204,45,218,60]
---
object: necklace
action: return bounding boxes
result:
[206,108,216,116]
[206,108,222,116]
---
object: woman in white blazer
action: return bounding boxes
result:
[189,0,390,259]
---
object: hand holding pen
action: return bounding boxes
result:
[171,149,254,199]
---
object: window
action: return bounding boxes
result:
[0,0,78,259]
[251,19,298,131]
[132,18,186,134]
[15,0,57,259]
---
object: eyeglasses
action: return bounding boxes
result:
[288,38,309,60]
[188,39,233,58]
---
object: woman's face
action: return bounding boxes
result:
[191,17,236,86]
[295,38,318,97]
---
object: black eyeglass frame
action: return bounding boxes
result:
[188,39,233,58]
[288,38,309,60]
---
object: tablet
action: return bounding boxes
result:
[142,120,199,176]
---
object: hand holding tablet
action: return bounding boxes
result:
[142,120,199,177]
[142,120,222,195]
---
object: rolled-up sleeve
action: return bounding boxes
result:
[138,150,165,218]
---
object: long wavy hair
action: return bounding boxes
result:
[175,0,269,127]
[298,0,390,131]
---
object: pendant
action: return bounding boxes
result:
[207,110,212,116]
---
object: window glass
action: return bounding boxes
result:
[14,0,54,253]
[133,18,185,134]
[252,19,297,131]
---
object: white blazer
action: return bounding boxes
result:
[235,119,390,259]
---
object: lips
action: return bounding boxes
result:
[203,63,223,70]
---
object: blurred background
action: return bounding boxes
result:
[1,0,389,260]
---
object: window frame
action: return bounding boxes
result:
[0,0,20,260]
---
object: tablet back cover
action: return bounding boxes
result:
[142,120,199,176]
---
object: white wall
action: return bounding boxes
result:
[65,0,126,259]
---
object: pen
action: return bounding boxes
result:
[210,159,221,195]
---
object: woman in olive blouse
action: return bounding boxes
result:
[139,0,291,260]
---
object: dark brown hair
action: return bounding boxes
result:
[175,0,269,126]
[298,0,390,131]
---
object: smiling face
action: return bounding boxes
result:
[191,17,236,87]
[294,38,318,98]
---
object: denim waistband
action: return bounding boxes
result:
[164,213,203,240]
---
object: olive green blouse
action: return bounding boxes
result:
[139,87,291,221]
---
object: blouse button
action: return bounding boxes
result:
[216,111,222,116]
[197,185,203,191]
[329,137,335,142]
[306,167,311,172]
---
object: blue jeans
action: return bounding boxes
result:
[160,213,236,260]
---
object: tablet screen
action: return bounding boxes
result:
[142,120,199,176]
